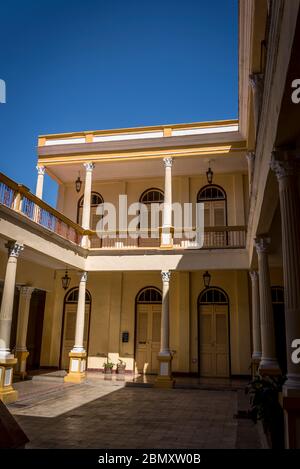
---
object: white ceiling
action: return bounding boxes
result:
[47,152,247,184]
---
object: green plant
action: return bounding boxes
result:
[103,359,114,370]
[245,374,286,447]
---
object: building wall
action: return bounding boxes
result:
[40,269,251,376]
[58,172,248,229]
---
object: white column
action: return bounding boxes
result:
[15,287,34,352]
[72,271,88,353]
[271,152,300,390]
[249,73,264,133]
[246,152,255,195]
[255,237,281,375]
[161,157,173,247]
[160,270,171,356]
[249,270,262,362]
[0,242,24,359]
[81,162,95,247]
[35,166,46,199]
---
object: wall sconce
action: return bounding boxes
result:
[61,270,71,290]
[206,166,214,185]
[75,172,82,193]
[203,271,211,289]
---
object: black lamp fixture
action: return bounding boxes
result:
[206,165,214,185]
[61,269,71,290]
[75,172,82,193]
[203,271,211,289]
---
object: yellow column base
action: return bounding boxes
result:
[154,354,175,389]
[14,351,30,379]
[0,357,18,404]
[64,351,87,384]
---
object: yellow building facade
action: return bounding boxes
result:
[0,0,300,448]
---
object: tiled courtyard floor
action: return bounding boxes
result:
[7,374,262,449]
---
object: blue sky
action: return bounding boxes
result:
[0,0,238,206]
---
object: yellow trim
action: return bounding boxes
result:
[38,118,239,143]
[38,141,247,166]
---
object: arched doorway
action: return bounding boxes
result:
[271,286,287,374]
[135,287,162,374]
[198,287,230,377]
[60,287,92,369]
[138,188,164,247]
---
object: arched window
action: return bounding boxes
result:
[137,287,162,303]
[139,188,164,204]
[197,185,227,227]
[77,192,104,228]
[198,287,229,305]
[65,287,91,303]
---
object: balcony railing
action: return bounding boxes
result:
[0,172,246,250]
[89,226,246,249]
[0,173,84,245]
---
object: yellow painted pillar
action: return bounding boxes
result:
[0,242,24,404]
[15,286,34,379]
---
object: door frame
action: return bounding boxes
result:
[59,286,92,369]
[134,286,162,373]
[197,286,231,377]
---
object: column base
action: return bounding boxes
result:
[259,358,281,376]
[251,357,261,378]
[14,351,29,380]
[0,357,18,404]
[160,227,173,249]
[154,354,175,389]
[64,351,87,384]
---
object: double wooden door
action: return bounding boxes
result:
[136,304,161,374]
[199,304,229,377]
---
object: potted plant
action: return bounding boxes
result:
[103,359,114,374]
[116,359,126,374]
[245,374,286,448]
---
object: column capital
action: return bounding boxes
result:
[17,286,35,297]
[246,151,255,163]
[5,241,24,258]
[161,270,171,283]
[270,151,299,180]
[254,236,270,254]
[78,271,88,283]
[36,165,46,176]
[83,162,95,172]
[249,73,264,91]
[163,157,173,168]
[249,270,259,282]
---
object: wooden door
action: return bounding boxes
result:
[136,304,161,374]
[204,200,226,247]
[199,304,229,377]
[61,304,90,369]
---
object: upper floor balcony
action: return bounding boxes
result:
[0,172,246,252]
